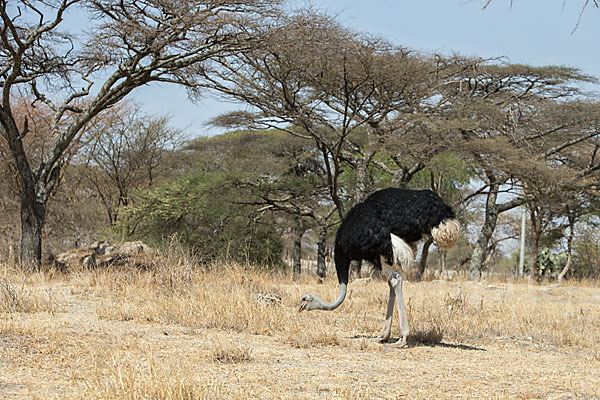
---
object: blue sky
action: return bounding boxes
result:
[133,0,600,137]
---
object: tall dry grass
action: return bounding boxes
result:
[76,247,600,355]
[3,250,599,353]
[0,262,60,314]
[2,249,600,399]
[84,259,600,398]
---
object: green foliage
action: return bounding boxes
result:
[189,128,336,235]
[410,153,472,191]
[536,248,567,279]
[114,171,283,267]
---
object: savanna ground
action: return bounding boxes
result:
[1,250,600,399]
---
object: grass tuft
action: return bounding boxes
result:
[0,276,58,314]
[209,339,252,364]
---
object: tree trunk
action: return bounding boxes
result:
[2,114,58,269]
[557,253,572,286]
[557,211,575,286]
[354,154,373,203]
[19,187,47,270]
[316,228,327,279]
[415,236,434,281]
[292,224,305,280]
[351,153,370,280]
[469,183,499,280]
[529,207,541,282]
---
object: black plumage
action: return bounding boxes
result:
[333,188,456,286]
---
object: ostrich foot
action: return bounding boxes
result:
[384,336,408,348]
[373,333,391,343]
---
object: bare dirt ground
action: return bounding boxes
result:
[1,269,600,399]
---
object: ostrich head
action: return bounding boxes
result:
[299,294,320,312]
[298,282,348,312]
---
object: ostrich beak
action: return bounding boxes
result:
[299,300,307,312]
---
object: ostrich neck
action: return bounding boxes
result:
[316,283,347,311]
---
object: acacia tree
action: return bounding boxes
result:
[252,166,337,279]
[202,10,439,219]
[0,95,91,255]
[524,102,600,281]
[187,128,336,277]
[0,0,279,266]
[438,60,600,279]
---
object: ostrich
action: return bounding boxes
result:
[299,188,460,347]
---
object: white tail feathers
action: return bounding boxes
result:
[389,234,415,271]
[431,218,461,250]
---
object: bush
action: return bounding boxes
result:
[114,171,283,267]
[536,248,567,279]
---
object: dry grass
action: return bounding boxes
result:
[209,338,253,363]
[1,253,600,399]
[0,266,60,314]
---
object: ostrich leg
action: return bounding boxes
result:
[386,271,409,347]
[376,277,396,343]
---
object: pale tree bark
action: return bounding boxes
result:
[440,250,447,276]
[354,153,373,203]
[557,244,573,286]
[557,207,575,285]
